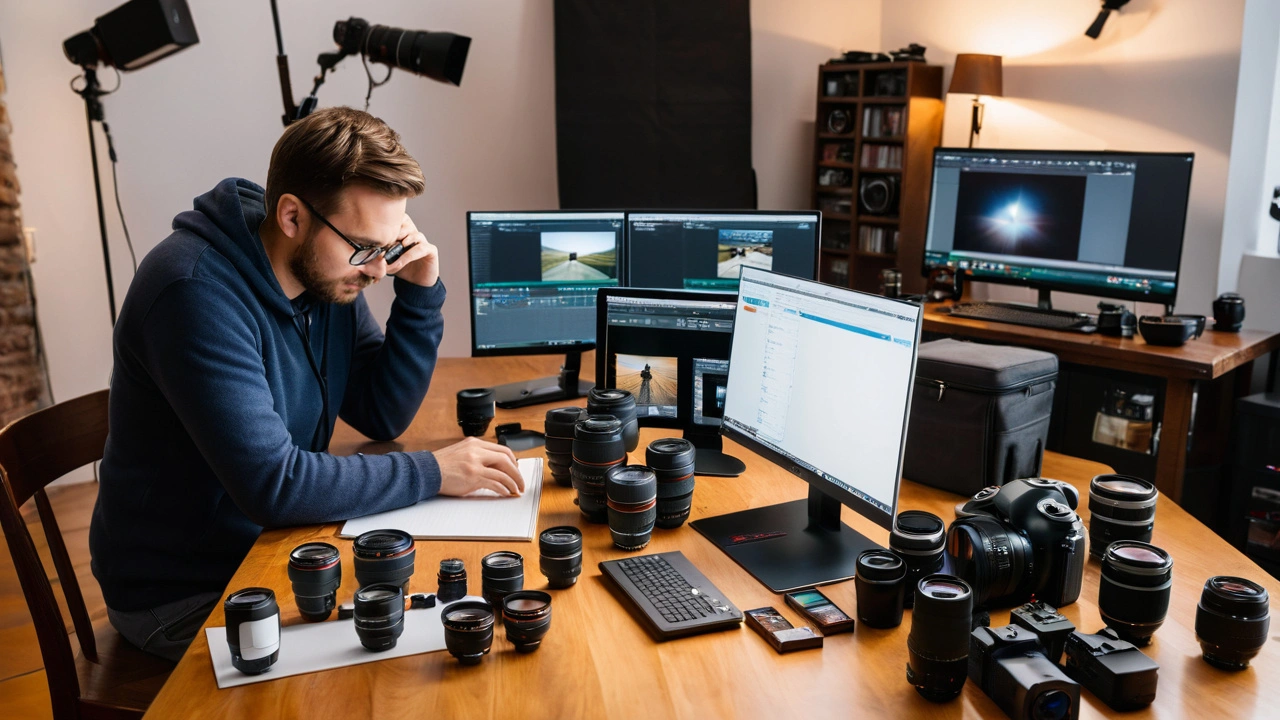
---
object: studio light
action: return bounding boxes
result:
[1085,0,1131,40]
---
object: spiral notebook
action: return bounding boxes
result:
[338,457,543,542]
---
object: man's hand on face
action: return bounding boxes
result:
[434,437,525,497]
[384,213,440,287]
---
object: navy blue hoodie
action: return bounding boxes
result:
[90,178,444,611]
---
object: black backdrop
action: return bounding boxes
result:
[554,0,755,209]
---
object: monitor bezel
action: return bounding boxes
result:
[595,286,739,430]
[718,267,924,533]
[467,210,626,358]
[624,209,822,287]
[919,147,1194,306]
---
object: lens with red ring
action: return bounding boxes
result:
[288,542,342,621]
[353,529,416,593]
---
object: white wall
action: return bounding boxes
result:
[881,0,1246,317]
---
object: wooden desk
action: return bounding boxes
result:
[145,357,1280,719]
[922,304,1280,502]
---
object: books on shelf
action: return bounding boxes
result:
[858,225,899,254]
[861,143,903,169]
[862,106,905,138]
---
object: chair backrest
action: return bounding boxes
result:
[0,389,109,720]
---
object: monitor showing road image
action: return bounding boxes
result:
[541,232,619,281]
[627,212,819,290]
[717,229,774,279]
[615,354,678,417]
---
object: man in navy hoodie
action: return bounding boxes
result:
[89,107,524,661]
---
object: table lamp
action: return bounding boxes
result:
[948,54,1003,148]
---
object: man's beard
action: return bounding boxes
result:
[289,235,374,304]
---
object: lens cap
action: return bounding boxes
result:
[353,529,414,558]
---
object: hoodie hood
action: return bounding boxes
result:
[172,178,294,317]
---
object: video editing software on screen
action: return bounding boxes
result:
[627,213,819,290]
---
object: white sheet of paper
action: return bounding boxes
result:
[206,595,485,688]
[338,457,544,541]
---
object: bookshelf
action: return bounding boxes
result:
[812,61,944,294]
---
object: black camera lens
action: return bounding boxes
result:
[224,588,280,675]
[1031,690,1073,720]
[457,388,495,437]
[437,558,467,603]
[539,526,583,588]
[502,590,553,653]
[353,583,405,652]
[441,600,495,665]
[907,574,973,702]
[606,465,658,551]
[1089,474,1158,559]
[889,510,946,609]
[587,388,639,452]
[1099,541,1173,646]
[287,542,341,622]
[1195,576,1270,670]
[352,529,415,593]
[481,551,524,608]
[571,415,627,523]
[946,515,1032,607]
[647,438,697,529]
[855,550,906,628]
[544,407,586,487]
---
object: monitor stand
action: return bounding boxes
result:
[1037,288,1053,310]
[684,424,745,477]
[689,486,884,593]
[493,352,593,409]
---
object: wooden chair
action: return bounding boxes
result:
[0,390,172,720]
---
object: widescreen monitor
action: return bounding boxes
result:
[923,149,1193,307]
[467,211,624,407]
[690,267,923,592]
[626,211,820,290]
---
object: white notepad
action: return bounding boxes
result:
[339,457,544,541]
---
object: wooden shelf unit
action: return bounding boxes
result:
[812,61,944,294]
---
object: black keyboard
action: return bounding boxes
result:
[946,302,1098,333]
[599,551,743,640]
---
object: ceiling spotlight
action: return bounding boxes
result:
[1085,0,1131,39]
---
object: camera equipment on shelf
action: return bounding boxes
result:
[353,584,405,652]
[456,387,495,437]
[830,50,891,64]
[970,625,1081,720]
[1195,576,1270,670]
[502,591,553,653]
[1212,292,1245,332]
[890,43,928,63]
[442,600,496,665]
[288,542,342,622]
[1009,601,1075,664]
[224,588,280,675]
[1087,475,1157,559]
[946,478,1086,608]
[826,108,852,134]
[859,175,899,216]
[907,575,973,702]
[1098,541,1173,646]
[1063,628,1159,711]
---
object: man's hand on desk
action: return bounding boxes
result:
[435,437,525,497]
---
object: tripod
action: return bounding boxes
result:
[73,67,119,325]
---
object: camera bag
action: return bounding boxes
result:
[904,339,1058,496]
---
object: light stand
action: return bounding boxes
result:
[74,69,118,325]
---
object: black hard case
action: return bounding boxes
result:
[903,339,1058,496]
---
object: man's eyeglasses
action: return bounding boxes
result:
[297,197,413,266]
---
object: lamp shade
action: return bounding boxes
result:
[948,54,1003,97]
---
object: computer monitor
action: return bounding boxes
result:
[690,267,923,592]
[467,211,625,408]
[626,211,821,290]
[595,287,744,476]
[923,149,1193,308]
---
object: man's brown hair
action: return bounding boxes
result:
[264,106,425,217]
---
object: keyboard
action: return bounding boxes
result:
[599,551,743,640]
[945,302,1098,333]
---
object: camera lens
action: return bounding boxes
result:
[224,588,280,675]
[907,574,973,702]
[1098,541,1173,646]
[539,526,583,588]
[647,438,696,529]
[889,510,946,609]
[855,550,906,628]
[587,388,639,453]
[1031,689,1073,720]
[352,529,415,593]
[287,542,341,622]
[1088,474,1158,559]
[606,465,657,551]
[502,590,553,653]
[481,551,524,608]
[544,407,586,487]
[441,600,495,665]
[571,415,627,523]
[946,516,1032,607]
[437,558,467,603]
[1195,576,1270,670]
[456,388,495,437]
[353,584,405,652]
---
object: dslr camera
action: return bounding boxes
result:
[971,625,1081,720]
[947,478,1087,608]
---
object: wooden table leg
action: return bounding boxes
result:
[1155,377,1194,502]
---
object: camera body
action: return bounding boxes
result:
[970,625,1081,720]
[948,478,1086,608]
[1063,628,1158,711]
